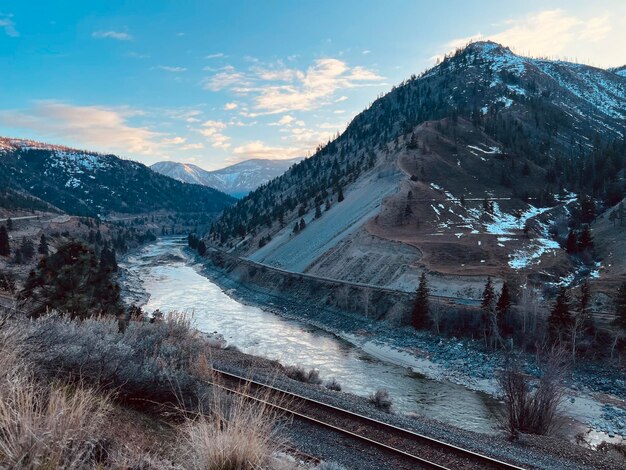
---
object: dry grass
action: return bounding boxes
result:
[368,389,392,411]
[179,386,281,470]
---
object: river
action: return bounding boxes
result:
[123,237,506,434]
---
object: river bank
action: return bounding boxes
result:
[194,247,626,447]
[119,237,625,448]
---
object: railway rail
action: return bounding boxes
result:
[208,367,527,470]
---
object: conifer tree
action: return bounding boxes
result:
[6,218,13,231]
[412,273,429,329]
[38,233,49,255]
[337,186,344,202]
[549,288,572,343]
[578,225,594,252]
[613,281,626,332]
[0,226,9,257]
[315,204,322,219]
[566,230,578,254]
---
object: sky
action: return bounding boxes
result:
[1,1,625,170]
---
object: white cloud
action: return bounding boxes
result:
[202,65,251,91]
[0,14,18,37]
[0,101,162,157]
[202,58,383,114]
[362,50,371,55]
[206,53,226,59]
[92,30,132,41]
[182,142,204,150]
[157,65,187,73]
[437,9,625,67]
[224,102,238,110]
[199,120,230,149]
[269,115,296,126]
[231,140,301,160]
[160,136,186,145]
[335,96,348,103]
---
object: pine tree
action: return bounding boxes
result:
[549,288,572,343]
[496,282,511,317]
[613,281,626,332]
[0,226,9,257]
[566,230,578,254]
[481,277,496,311]
[578,226,593,252]
[6,218,13,231]
[38,233,49,255]
[197,240,207,256]
[20,237,35,261]
[337,186,344,202]
[412,273,429,329]
[299,218,306,231]
[315,204,322,219]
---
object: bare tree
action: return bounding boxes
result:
[497,348,569,439]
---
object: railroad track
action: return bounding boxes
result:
[208,368,526,470]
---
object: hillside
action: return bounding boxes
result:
[151,158,301,197]
[209,41,626,297]
[0,138,235,216]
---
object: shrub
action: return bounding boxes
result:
[0,376,110,469]
[179,389,279,470]
[21,312,210,405]
[368,389,392,411]
[284,366,322,385]
[324,378,342,392]
[497,350,567,438]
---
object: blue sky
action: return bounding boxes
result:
[1,1,625,169]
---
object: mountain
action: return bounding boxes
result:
[0,137,235,216]
[151,158,302,197]
[611,65,626,78]
[209,41,626,295]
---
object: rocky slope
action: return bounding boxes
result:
[151,157,301,197]
[209,41,626,296]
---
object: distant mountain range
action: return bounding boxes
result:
[151,158,302,198]
[0,138,235,216]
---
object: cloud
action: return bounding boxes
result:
[202,58,383,114]
[437,9,624,67]
[92,30,132,41]
[206,53,226,59]
[198,120,230,149]
[160,136,186,145]
[224,102,238,110]
[157,65,187,72]
[0,101,163,157]
[269,115,297,126]
[202,65,251,91]
[362,50,371,55]
[231,140,301,160]
[0,14,18,37]
[181,142,204,150]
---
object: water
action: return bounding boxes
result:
[124,238,500,434]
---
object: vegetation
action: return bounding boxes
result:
[285,365,323,385]
[20,242,123,318]
[497,350,568,438]
[412,273,430,329]
[368,389,392,411]
[0,225,8,257]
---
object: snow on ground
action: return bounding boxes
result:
[248,168,402,272]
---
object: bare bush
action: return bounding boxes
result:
[368,389,392,411]
[284,365,323,385]
[497,349,568,438]
[180,388,280,470]
[324,378,342,391]
[21,312,209,405]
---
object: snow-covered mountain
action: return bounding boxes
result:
[0,137,234,216]
[209,41,626,294]
[151,158,302,197]
[611,65,626,78]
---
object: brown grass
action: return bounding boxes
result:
[179,385,281,470]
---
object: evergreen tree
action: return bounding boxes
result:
[613,281,626,332]
[6,218,13,231]
[299,218,306,231]
[337,186,344,202]
[0,225,9,257]
[496,282,511,317]
[20,241,122,318]
[578,226,594,252]
[481,277,496,311]
[566,230,578,254]
[412,273,429,329]
[99,246,118,272]
[19,237,35,261]
[315,204,322,219]
[548,288,572,343]
[197,240,207,256]
[38,233,49,255]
